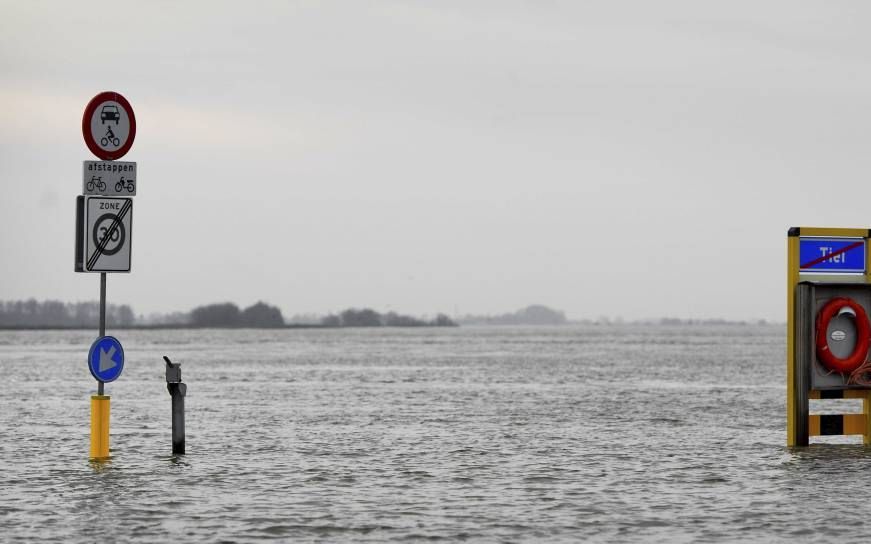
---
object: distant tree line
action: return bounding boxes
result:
[321,308,457,327]
[0,299,134,328]
[457,304,567,326]
[189,301,285,328]
[0,299,459,329]
[631,317,772,326]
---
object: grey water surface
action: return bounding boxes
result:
[0,325,866,542]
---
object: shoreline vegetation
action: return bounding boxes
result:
[0,299,458,329]
[0,300,774,330]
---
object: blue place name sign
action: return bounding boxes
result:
[799,237,866,274]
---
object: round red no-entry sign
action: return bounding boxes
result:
[82,92,136,160]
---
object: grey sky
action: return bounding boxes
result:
[1,1,869,321]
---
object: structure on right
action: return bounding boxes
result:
[788,227,871,446]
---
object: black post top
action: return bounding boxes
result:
[164,355,182,384]
[787,227,871,237]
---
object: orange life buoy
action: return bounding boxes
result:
[816,297,871,374]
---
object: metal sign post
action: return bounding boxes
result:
[77,91,137,460]
[164,356,187,455]
[99,273,105,395]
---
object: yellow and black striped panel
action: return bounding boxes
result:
[808,389,870,437]
[809,414,866,436]
[808,389,871,444]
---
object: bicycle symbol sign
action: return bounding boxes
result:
[82,92,136,161]
[82,161,137,196]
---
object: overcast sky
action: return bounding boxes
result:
[2,1,870,321]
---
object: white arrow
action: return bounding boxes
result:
[99,346,117,372]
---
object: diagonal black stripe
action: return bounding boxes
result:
[87,199,132,270]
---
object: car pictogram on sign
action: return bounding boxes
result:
[100,105,120,124]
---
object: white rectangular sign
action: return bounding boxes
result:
[83,196,132,273]
[82,161,137,196]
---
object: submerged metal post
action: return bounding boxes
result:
[98,272,106,396]
[90,272,109,459]
[164,356,186,455]
[793,282,812,447]
[90,395,110,459]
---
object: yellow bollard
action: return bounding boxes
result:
[90,395,111,459]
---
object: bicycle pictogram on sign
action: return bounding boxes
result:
[100,126,120,148]
[114,176,134,193]
[86,176,106,192]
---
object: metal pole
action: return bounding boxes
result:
[172,389,185,455]
[98,272,106,396]
[90,272,110,459]
[793,282,812,446]
[165,356,186,455]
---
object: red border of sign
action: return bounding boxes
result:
[82,91,137,161]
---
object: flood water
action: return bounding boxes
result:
[1,324,868,542]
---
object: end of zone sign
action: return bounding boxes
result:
[76,196,133,273]
[799,237,866,274]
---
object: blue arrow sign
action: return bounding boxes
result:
[88,336,125,383]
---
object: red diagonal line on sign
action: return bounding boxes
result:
[800,241,863,269]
